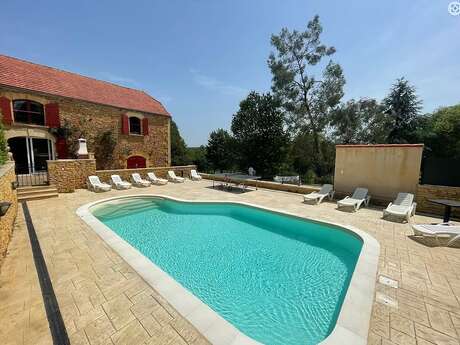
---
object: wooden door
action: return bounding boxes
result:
[127,156,146,169]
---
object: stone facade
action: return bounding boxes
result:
[0,87,171,169]
[47,159,97,192]
[416,184,460,219]
[0,162,17,267]
[47,159,197,192]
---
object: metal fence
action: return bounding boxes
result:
[15,164,49,187]
[421,157,460,187]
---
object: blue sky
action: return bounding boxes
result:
[1,0,459,146]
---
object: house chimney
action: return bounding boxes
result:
[77,138,89,159]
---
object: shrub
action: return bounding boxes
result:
[0,123,7,165]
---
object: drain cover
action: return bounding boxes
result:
[379,275,399,289]
[376,292,398,308]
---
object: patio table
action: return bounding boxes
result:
[210,172,262,191]
[429,199,460,222]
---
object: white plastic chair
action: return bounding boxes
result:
[167,170,185,183]
[190,169,202,181]
[412,223,460,247]
[111,175,132,190]
[337,187,370,211]
[383,192,416,222]
[131,173,151,187]
[147,172,168,185]
[87,175,111,192]
[303,184,334,204]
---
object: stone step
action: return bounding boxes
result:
[18,186,58,196]
[17,185,59,201]
[17,191,58,202]
[17,184,57,192]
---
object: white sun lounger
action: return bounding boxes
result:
[383,192,416,222]
[303,184,334,204]
[190,169,202,181]
[87,175,111,192]
[131,173,151,187]
[111,175,132,190]
[337,187,370,211]
[168,170,185,183]
[412,223,460,247]
[147,172,168,185]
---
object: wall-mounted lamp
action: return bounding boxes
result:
[11,181,18,190]
[0,202,12,217]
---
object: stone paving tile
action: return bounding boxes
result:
[101,293,135,330]
[390,312,415,337]
[84,314,116,345]
[1,180,460,344]
[110,319,149,345]
[426,303,458,338]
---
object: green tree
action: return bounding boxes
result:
[383,77,422,143]
[231,91,289,177]
[420,104,460,159]
[0,122,7,165]
[205,129,236,172]
[186,146,210,172]
[330,98,390,144]
[170,120,190,166]
[268,15,345,172]
[288,132,335,184]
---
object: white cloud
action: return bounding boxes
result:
[190,69,248,96]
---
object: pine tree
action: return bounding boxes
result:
[383,77,422,143]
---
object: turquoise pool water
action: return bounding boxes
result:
[92,197,362,345]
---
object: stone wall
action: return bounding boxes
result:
[47,159,96,192]
[0,87,171,169]
[0,162,17,267]
[47,159,197,192]
[416,184,460,219]
[96,165,197,184]
[200,173,320,194]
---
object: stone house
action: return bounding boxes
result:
[0,54,171,174]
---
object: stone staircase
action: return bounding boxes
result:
[17,185,59,202]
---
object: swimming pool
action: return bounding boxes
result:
[84,196,367,345]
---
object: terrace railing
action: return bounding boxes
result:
[15,164,50,187]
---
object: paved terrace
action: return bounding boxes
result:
[0,180,459,345]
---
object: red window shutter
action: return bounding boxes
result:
[142,118,149,135]
[45,103,60,128]
[0,97,12,125]
[122,115,129,134]
[55,137,68,159]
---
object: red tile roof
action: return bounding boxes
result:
[0,55,170,116]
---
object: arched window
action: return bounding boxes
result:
[13,100,45,126]
[129,116,141,135]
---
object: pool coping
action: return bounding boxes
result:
[76,194,380,345]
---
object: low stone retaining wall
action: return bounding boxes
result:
[200,173,319,194]
[48,159,97,192]
[416,184,460,218]
[96,165,197,184]
[0,162,17,266]
[48,159,197,192]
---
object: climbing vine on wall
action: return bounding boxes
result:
[94,131,117,170]
[0,123,7,165]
